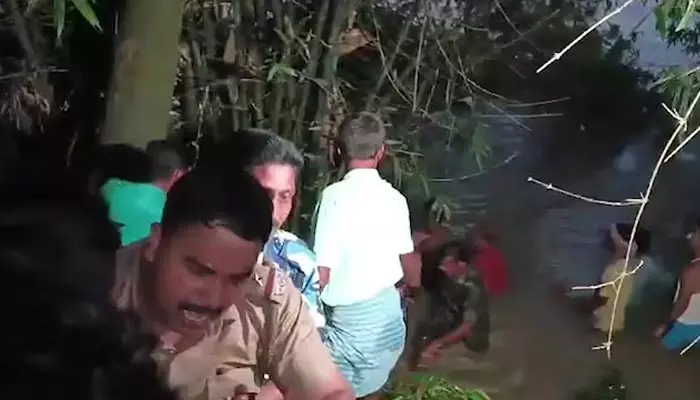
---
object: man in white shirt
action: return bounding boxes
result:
[313,112,420,400]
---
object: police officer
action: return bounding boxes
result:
[113,166,352,400]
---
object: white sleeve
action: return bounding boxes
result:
[312,190,342,269]
[393,195,415,256]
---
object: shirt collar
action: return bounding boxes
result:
[344,168,380,181]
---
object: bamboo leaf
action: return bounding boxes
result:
[54,0,66,41]
[267,63,298,82]
[69,0,102,31]
[676,0,698,31]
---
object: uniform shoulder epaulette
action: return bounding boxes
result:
[253,261,287,301]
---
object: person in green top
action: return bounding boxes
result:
[101,140,189,246]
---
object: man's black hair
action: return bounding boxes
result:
[199,129,304,173]
[146,140,190,181]
[421,240,475,292]
[615,223,651,255]
[160,166,273,244]
[337,111,386,160]
[0,174,175,400]
[88,144,152,193]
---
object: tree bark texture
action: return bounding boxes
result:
[101,0,185,148]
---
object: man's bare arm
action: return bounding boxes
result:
[318,266,330,291]
[668,266,698,322]
[284,370,353,400]
[399,252,422,288]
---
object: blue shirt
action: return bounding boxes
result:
[264,229,325,327]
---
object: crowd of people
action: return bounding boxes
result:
[0,112,508,400]
[5,102,700,400]
[6,105,700,400]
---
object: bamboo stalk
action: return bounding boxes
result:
[293,0,331,141]
[366,0,423,110]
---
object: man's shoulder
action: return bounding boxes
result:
[274,230,316,270]
[683,261,700,279]
[274,229,309,248]
[247,262,301,305]
[320,180,345,199]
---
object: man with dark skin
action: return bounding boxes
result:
[113,166,352,400]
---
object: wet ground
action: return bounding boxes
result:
[410,115,700,398]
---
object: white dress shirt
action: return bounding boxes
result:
[312,168,414,306]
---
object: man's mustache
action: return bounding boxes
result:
[178,302,224,317]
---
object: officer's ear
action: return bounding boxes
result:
[144,223,162,262]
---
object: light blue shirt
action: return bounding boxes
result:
[263,229,325,327]
[312,169,414,307]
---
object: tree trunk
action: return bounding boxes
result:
[101,0,185,148]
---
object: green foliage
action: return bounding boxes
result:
[51,0,101,41]
[654,0,700,143]
[386,374,490,400]
[655,0,699,39]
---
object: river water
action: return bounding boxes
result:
[413,2,700,398]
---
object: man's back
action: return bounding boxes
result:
[313,168,414,306]
[675,263,700,324]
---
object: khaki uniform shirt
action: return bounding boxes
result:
[113,243,336,400]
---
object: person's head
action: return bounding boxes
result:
[89,144,151,194]
[438,240,474,278]
[337,111,386,167]
[613,223,651,256]
[199,130,303,229]
[422,240,474,290]
[142,166,272,339]
[0,175,174,400]
[146,140,190,192]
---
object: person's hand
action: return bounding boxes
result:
[159,329,204,354]
[653,324,668,339]
[418,342,443,366]
[232,385,257,400]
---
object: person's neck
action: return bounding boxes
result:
[152,179,170,192]
[347,159,377,170]
[136,258,170,337]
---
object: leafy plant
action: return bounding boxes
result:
[49,0,101,40]
[386,374,490,400]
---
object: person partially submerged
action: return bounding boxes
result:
[407,240,490,369]
[113,166,352,400]
[592,223,649,333]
